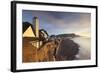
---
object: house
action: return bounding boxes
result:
[22,17,49,62]
[23,17,48,48]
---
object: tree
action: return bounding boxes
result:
[39,29,49,39]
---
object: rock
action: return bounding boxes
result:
[56,38,79,61]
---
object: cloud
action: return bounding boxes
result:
[23,10,91,35]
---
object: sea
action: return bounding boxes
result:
[72,37,91,60]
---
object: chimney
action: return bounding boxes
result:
[33,17,39,48]
[33,16,39,38]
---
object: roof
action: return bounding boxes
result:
[23,22,49,41]
[23,22,36,36]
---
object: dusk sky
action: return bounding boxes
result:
[22,10,91,37]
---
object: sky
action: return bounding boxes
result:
[22,10,91,37]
